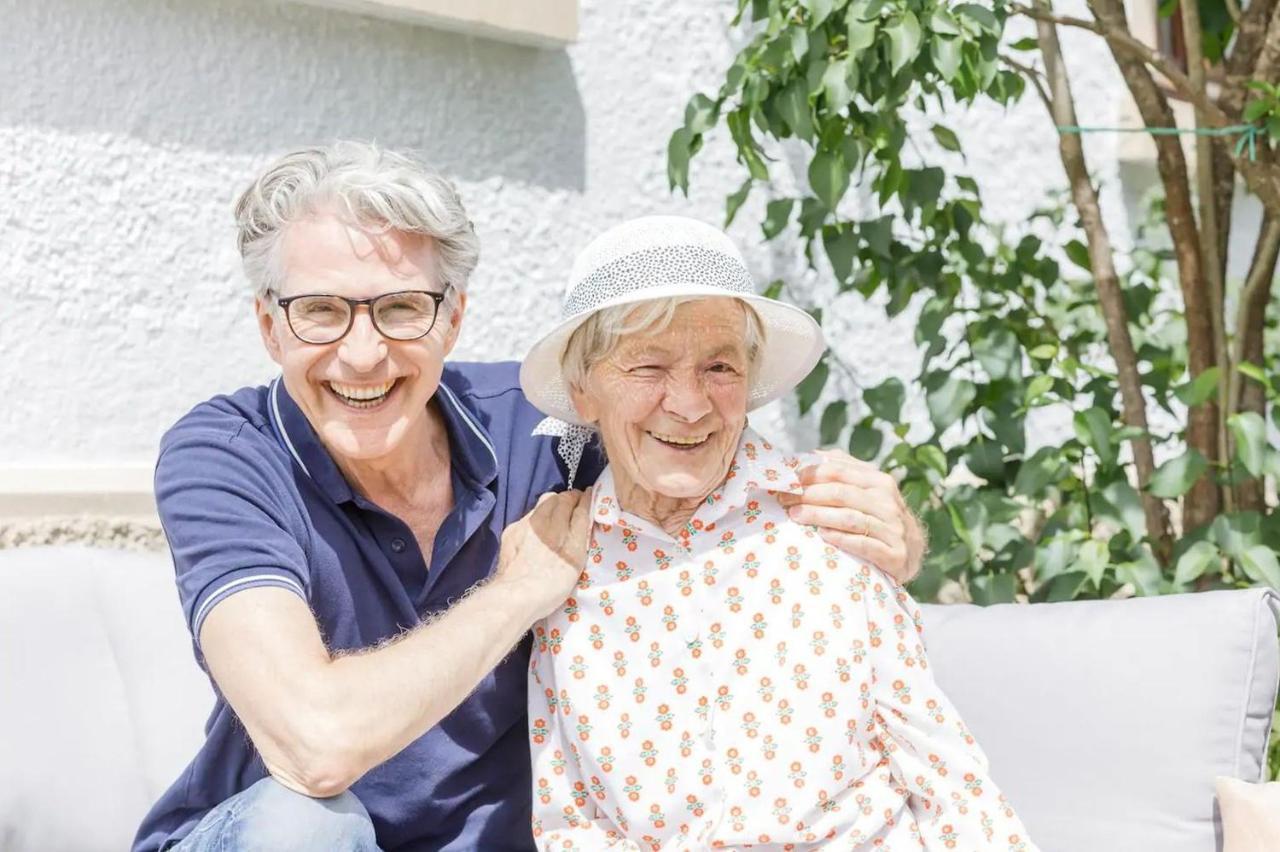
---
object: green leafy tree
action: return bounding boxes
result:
[669,0,1280,605]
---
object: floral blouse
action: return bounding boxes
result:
[528,430,1036,851]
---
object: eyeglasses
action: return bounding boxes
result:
[275,290,449,345]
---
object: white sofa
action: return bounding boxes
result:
[1,545,1276,852]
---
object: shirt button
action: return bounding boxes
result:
[390,537,407,554]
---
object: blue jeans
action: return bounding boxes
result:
[166,777,382,851]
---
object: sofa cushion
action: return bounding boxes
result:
[0,546,212,852]
[1,545,1276,852]
[921,589,1280,852]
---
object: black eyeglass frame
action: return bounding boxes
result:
[275,289,449,345]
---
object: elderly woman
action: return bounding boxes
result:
[520,217,1036,850]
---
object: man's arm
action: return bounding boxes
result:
[779,449,927,584]
[200,490,591,798]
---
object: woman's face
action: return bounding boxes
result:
[571,298,752,501]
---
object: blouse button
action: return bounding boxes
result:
[390,537,407,554]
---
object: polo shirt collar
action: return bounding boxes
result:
[267,372,499,505]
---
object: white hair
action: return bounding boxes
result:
[233,141,479,304]
[561,296,766,392]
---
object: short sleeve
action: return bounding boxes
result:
[155,420,311,650]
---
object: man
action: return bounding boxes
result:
[134,142,925,852]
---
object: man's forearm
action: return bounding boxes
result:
[265,575,547,796]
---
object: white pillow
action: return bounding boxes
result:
[1217,776,1280,852]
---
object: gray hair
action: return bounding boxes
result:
[561,296,766,392]
[233,141,479,302]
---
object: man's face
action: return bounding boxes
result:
[256,212,464,463]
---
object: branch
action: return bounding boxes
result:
[999,54,1052,113]
[1015,0,1280,214]
[1231,214,1280,511]
[1254,0,1280,86]
[1229,215,1280,415]
[1183,0,1233,511]
[1011,3,1221,121]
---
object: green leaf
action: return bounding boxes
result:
[1014,447,1064,496]
[1064,239,1092,272]
[778,79,815,141]
[1100,480,1146,541]
[724,179,752,227]
[970,572,1016,605]
[1240,544,1280,589]
[1037,571,1088,602]
[966,440,1004,482]
[796,356,829,415]
[1029,343,1058,360]
[1078,539,1109,587]
[931,124,962,153]
[848,421,883,460]
[917,444,948,476]
[929,7,961,35]
[762,198,796,239]
[809,148,851,210]
[1244,98,1272,123]
[1115,552,1162,596]
[762,279,785,300]
[1174,540,1220,585]
[1034,532,1081,583]
[820,400,848,445]
[1237,361,1270,387]
[1024,374,1053,405]
[790,26,810,65]
[1229,411,1267,477]
[1148,449,1209,499]
[848,15,877,52]
[803,0,835,27]
[823,226,858,284]
[1212,511,1263,560]
[931,36,962,82]
[925,375,977,432]
[667,127,696,193]
[1073,407,1116,466]
[971,325,1020,381]
[821,57,856,112]
[684,93,720,135]
[864,378,905,422]
[1173,366,1220,406]
[1009,36,1039,51]
[860,216,893,258]
[956,3,1000,34]
[886,11,922,74]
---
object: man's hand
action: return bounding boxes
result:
[494,489,593,617]
[779,449,926,584]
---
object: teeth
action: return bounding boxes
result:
[329,380,395,401]
[650,431,709,446]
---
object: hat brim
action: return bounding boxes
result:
[519,283,826,426]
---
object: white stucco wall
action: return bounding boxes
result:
[2,0,1137,515]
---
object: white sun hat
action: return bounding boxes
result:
[519,215,825,480]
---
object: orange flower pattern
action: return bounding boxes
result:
[529,430,1037,851]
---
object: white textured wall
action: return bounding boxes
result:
[2,0,1125,477]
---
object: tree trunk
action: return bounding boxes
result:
[1089,0,1222,531]
[1233,215,1280,511]
[1035,4,1175,564]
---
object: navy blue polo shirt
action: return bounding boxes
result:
[133,361,603,852]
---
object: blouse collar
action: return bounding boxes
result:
[590,427,804,539]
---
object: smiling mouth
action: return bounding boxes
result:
[327,378,401,410]
[648,430,711,450]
